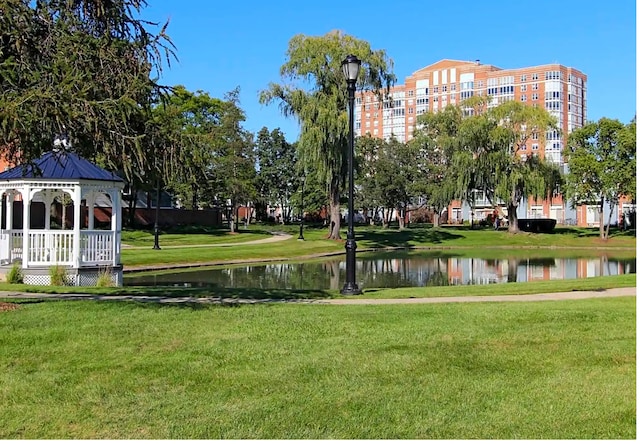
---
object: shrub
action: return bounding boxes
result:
[49,264,68,286]
[517,218,557,233]
[96,267,114,287]
[6,263,22,284]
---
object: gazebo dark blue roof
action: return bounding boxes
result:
[0,151,123,182]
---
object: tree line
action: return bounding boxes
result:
[0,2,635,239]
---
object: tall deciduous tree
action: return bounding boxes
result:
[259,30,395,239]
[563,117,636,239]
[255,127,298,223]
[151,86,225,210]
[356,136,415,229]
[215,88,256,233]
[0,0,174,178]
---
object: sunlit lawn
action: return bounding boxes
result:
[0,296,634,439]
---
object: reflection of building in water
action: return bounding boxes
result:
[446,256,633,284]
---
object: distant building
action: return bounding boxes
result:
[355,59,633,227]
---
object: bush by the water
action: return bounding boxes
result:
[518,218,556,233]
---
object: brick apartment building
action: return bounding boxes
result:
[355,59,632,227]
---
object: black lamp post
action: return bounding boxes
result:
[340,54,362,295]
[298,175,305,240]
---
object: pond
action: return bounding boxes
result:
[124,252,636,290]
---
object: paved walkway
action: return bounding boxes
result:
[0,286,634,306]
[122,231,293,250]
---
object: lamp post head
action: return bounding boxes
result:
[341,54,361,85]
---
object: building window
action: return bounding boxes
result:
[532,93,538,100]
[532,83,538,91]
[521,94,527,102]
[521,74,527,82]
[408,107,414,114]
[433,86,439,94]
[442,85,447,92]
[532,73,539,80]
[450,83,456,91]
[407,90,414,97]
[520,84,527,92]
[532,144,539,150]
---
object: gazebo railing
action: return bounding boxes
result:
[28,230,74,265]
[80,230,114,265]
[0,229,115,266]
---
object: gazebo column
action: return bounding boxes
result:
[86,191,96,230]
[22,186,31,268]
[110,190,122,266]
[72,185,81,269]
[6,191,14,231]
[41,190,56,230]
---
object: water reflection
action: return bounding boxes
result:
[124,255,636,290]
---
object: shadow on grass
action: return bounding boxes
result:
[360,227,465,248]
[5,286,334,309]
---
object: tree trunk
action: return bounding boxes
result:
[598,197,605,240]
[327,187,341,239]
[229,202,236,233]
[127,187,137,227]
[382,208,390,229]
[604,202,616,240]
[397,207,406,230]
[432,207,440,228]
[507,203,520,233]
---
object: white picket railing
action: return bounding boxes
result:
[0,229,115,266]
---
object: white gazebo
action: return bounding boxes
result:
[0,150,124,286]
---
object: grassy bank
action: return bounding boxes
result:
[0,296,634,439]
[120,225,636,268]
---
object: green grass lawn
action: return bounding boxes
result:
[0,296,634,439]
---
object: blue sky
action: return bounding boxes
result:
[144,0,636,142]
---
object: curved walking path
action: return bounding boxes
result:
[122,231,293,250]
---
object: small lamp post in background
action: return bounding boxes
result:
[340,54,362,295]
[153,177,161,250]
[298,174,305,240]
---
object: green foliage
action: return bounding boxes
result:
[147,85,227,210]
[260,30,395,239]
[0,0,175,175]
[563,117,636,239]
[6,263,22,284]
[49,264,68,286]
[356,136,416,228]
[255,127,298,221]
[414,101,562,232]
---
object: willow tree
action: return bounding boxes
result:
[488,101,562,232]
[414,99,561,233]
[259,31,395,239]
[0,0,174,180]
